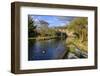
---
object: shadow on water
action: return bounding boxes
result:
[28,39,36,60]
[28,39,36,47]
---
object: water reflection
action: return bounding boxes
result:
[28,39,67,60]
[28,38,88,61]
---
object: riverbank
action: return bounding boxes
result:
[29,36,57,40]
[66,36,88,52]
[29,36,66,41]
[62,44,88,59]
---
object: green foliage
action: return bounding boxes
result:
[69,45,76,53]
[47,28,57,36]
[28,16,37,37]
[28,16,36,30]
[67,17,88,42]
[66,17,88,52]
[67,17,87,30]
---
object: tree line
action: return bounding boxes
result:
[28,16,67,38]
[28,16,88,43]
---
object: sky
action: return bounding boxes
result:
[30,15,75,27]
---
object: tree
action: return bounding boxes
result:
[67,17,88,42]
[28,16,37,37]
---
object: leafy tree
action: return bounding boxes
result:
[28,16,37,37]
[67,17,88,42]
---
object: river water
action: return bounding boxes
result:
[28,38,87,61]
[28,39,68,60]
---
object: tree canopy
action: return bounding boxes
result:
[67,17,88,42]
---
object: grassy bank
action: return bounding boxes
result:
[66,37,88,52]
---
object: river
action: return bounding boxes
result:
[28,38,69,60]
[28,38,87,61]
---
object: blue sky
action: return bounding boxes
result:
[30,15,75,27]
